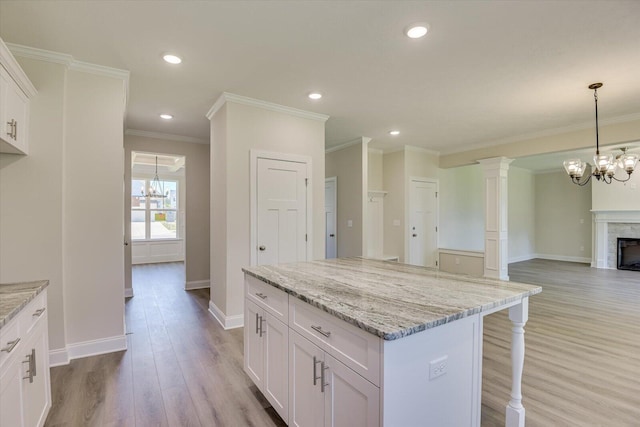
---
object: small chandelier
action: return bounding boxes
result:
[563,83,638,186]
[141,156,167,198]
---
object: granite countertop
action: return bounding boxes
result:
[0,280,49,330]
[242,258,541,340]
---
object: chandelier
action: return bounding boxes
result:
[563,83,638,186]
[141,156,167,198]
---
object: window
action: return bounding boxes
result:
[132,178,179,240]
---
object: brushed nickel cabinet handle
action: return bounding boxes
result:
[22,349,34,383]
[1,338,20,353]
[320,361,329,393]
[259,316,266,337]
[31,348,36,377]
[311,325,331,338]
[313,356,322,385]
[255,293,267,300]
[255,312,260,334]
[6,119,15,139]
[13,120,17,140]
[33,308,46,317]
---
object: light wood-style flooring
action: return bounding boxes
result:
[44,260,640,426]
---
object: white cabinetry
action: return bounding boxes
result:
[244,277,289,423]
[0,37,37,155]
[0,290,51,427]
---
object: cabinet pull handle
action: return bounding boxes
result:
[320,361,329,393]
[255,292,267,300]
[255,312,260,334]
[313,356,322,385]
[1,338,20,353]
[33,308,46,317]
[259,316,266,337]
[311,325,331,338]
[6,119,15,139]
[22,349,35,383]
[13,120,17,140]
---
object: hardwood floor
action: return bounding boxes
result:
[44,260,640,426]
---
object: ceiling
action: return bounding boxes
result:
[1,1,639,157]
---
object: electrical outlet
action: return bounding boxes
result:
[580,246,584,252]
[347,220,353,227]
[580,218,585,224]
[455,257,460,265]
[429,356,448,380]
[393,219,401,226]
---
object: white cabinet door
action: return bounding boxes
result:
[244,300,264,389]
[0,65,29,154]
[0,354,26,427]
[22,322,51,427]
[289,331,324,427]
[324,353,380,427]
[264,312,289,423]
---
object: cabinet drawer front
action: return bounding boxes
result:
[289,298,381,386]
[245,275,288,322]
[19,290,47,336]
[0,318,21,370]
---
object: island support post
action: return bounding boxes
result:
[506,296,529,427]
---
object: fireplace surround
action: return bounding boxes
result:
[593,211,640,269]
[617,238,640,271]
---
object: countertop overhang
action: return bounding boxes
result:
[0,280,49,330]
[242,258,541,340]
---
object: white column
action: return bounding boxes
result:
[478,157,513,280]
[506,297,529,427]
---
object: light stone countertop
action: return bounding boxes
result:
[0,280,49,330]
[242,258,542,340]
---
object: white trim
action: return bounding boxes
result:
[368,147,384,154]
[208,300,244,330]
[49,348,70,367]
[206,92,329,122]
[404,145,440,156]
[125,128,208,145]
[508,254,537,263]
[439,248,485,258]
[185,279,210,290]
[533,253,591,264]
[325,137,372,153]
[124,287,134,298]
[250,150,313,267]
[1,39,37,96]
[325,176,338,259]
[66,335,127,360]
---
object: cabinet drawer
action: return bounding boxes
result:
[289,298,381,386]
[245,275,288,322]
[0,317,21,370]
[19,291,47,336]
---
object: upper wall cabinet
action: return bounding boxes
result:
[0,37,37,155]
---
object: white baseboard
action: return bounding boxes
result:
[534,253,591,264]
[508,254,537,263]
[124,287,134,298]
[185,279,210,290]
[49,347,70,367]
[208,300,244,330]
[66,335,127,360]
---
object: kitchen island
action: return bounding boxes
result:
[242,257,541,427]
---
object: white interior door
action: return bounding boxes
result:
[409,179,438,267]
[366,197,384,258]
[325,177,337,259]
[257,158,308,265]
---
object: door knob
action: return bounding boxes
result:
[259,245,266,251]
[329,234,335,237]
[412,234,417,237]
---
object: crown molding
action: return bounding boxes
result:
[206,92,329,122]
[439,113,640,156]
[325,137,371,154]
[368,147,384,154]
[404,145,440,156]
[125,129,208,145]
[0,40,37,97]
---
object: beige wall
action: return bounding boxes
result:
[210,100,326,322]
[535,171,592,261]
[383,150,405,261]
[325,141,367,258]
[0,58,67,351]
[592,168,640,211]
[508,167,536,261]
[405,146,439,179]
[124,134,211,291]
[368,149,383,190]
[0,56,127,358]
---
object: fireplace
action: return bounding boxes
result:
[617,238,640,271]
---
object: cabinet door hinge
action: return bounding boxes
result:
[305,234,308,242]
[435,260,438,267]
[435,191,438,198]
[305,178,308,186]
[435,226,438,232]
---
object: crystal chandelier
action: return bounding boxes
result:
[141,156,167,198]
[563,83,638,186]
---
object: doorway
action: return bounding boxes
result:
[325,177,337,259]
[408,178,438,267]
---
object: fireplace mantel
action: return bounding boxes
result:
[592,210,640,269]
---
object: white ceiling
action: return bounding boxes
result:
[1,1,639,157]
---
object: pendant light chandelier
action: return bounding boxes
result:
[141,156,167,198]
[563,83,638,186]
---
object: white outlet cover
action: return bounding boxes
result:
[393,219,401,226]
[347,220,353,227]
[429,355,448,380]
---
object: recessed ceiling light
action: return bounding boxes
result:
[405,23,428,39]
[160,114,173,120]
[163,54,182,64]
[389,130,400,136]
[308,92,322,100]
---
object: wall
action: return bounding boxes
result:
[209,98,326,326]
[438,164,484,251]
[0,58,66,352]
[592,169,640,211]
[535,171,592,262]
[124,134,210,291]
[0,53,127,363]
[383,150,405,261]
[508,167,536,262]
[326,141,367,258]
[368,149,383,190]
